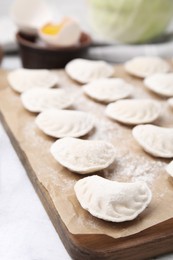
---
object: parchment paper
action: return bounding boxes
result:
[0,66,173,239]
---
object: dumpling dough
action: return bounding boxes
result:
[125,57,170,78]
[144,73,173,97]
[35,109,94,138]
[50,137,115,174]
[7,68,59,93]
[21,88,74,112]
[166,161,173,177]
[133,124,173,158]
[74,175,152,222]
[105,99,161,125]
[83,78,133,103]
[65,58,114,84]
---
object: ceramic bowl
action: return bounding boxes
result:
[16,32,92,69]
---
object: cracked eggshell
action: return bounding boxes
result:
[39,18,81,47]
[10,0,53,35]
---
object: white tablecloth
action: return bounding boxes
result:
[0,55,71,259]
[0,123,71,260]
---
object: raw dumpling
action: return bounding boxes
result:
[144,73,173,97]
[105,99,161,125]
[74,175,152,222]
[168,98,173,108]
[35,109,94,138]
[83,78,133,103]
[50,137,115,174]
[125,57,170,78]
[166,161,173,177]
[7,68,59,93]
[133,124,173,158]
[21,88,74,112]
[65,58,114,84]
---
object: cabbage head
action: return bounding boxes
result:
[88,0,173,43]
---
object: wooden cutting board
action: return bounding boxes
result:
[1,66,173,260]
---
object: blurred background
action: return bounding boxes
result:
[1,0,173,67]
[0,0,88,51]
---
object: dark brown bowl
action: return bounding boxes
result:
[0,47,3,65]
[16,32,92,69]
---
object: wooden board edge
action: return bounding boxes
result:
[1,110,173,260]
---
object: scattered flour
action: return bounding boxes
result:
[102,143,167,186]
[21,72,171,193]
[23,120,52,148]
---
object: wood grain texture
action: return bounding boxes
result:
[1,68,173,260]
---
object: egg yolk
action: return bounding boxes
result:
[41,23,63,35]
[41,18,71,35]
